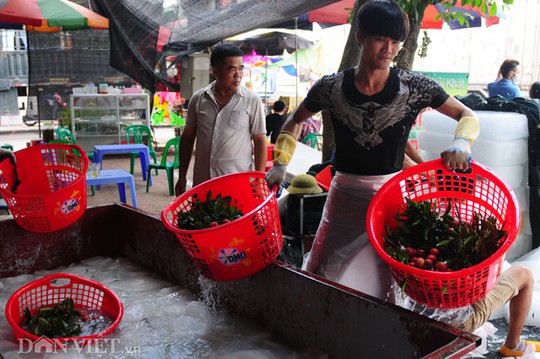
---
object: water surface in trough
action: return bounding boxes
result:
[0,257,327,359]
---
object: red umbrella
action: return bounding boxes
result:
[0,0,109,32]
[421,1,502,30]
[308,0,355,25]
[304,0,502,30]
[269,0,354,29]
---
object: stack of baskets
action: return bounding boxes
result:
[0,143,89,233]
[162,171,282,281]
[366,159,520,308]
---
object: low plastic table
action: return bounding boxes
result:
[93,144,152,185]
[86,169,138,208]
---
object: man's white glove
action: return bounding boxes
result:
[265,162,287,197]
[441,138,471,171]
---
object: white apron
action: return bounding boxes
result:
[302,170,398,300]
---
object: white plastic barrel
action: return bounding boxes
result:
[417,110,531,259]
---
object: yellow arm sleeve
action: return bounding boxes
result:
[273,131,297,165]
[455,116,480,145]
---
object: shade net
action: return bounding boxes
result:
[91,0,339,92]
[26,28,134,128]
[27,30,129,86]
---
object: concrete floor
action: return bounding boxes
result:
[86,153,188,217]
[0,125,191,218]
[84,126,193,216]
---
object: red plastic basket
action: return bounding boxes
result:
[314,164,333,192]
[161,171,283,281]
[366,159,520,308]
[5,273,124,346]
[0,144,89,233]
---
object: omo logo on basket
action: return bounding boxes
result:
[54,190,83,216]
[218,248,248,266]
[60,198,79,214]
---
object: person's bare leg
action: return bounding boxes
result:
[504,265,534,349]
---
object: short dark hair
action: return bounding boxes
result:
[273,100,286,112]
[356,0,409,42]
[499,59,520,79]
[530,82,540,99]
[211,44,244,68]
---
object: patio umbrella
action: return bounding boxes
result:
[225,29,316,56]
[271,0,354,29]
[0,0,109,32]
[307,0,354,25]
[270,48,319,73]
[226,28,317,105]
[286,0,502,30]
[0,0,109,136]
[421,1,502,30]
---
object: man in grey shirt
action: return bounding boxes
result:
[175,44,267,195]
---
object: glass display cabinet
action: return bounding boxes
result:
[70,94,150,152]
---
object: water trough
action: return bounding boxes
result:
[0,204,479,358]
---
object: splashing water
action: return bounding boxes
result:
[197,275,226,313]
[0,256,325,359]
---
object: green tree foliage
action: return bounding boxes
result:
[395,0,514,69]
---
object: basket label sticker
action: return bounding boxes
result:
[54,190,83,216]
[217,248,247,266]
[60,198,79,214]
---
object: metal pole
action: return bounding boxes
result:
[28,30,42,138]
[265,48,268,115]
[295,17,298,108]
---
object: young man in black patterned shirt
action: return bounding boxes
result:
[266,1,537,356]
